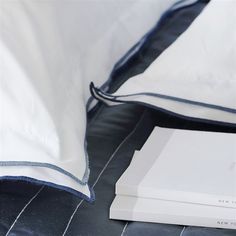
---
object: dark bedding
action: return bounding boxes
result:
[1,1,235,235]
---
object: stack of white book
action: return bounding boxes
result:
[110,127,236,229]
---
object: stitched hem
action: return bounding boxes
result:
[98,89,236,115]
[90,83,236,128]
[86,0,200,111]
[0,161,88,186]
[0,176,95,203]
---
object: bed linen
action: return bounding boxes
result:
[0,0,196,200]
[92,0,236,127]
[3,2,235,235]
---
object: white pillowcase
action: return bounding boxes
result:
[0,0,191,200]
[93,0,236,127]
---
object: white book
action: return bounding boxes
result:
[116,127,236,208]
[110,195,236,230]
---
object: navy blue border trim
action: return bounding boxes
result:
[90,83,236,129]
[0,176,95,203]
[86,0,200,110]
[0,161,87,186]
[98,89,236,115]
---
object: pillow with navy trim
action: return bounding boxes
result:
[92,0,236,127]
[0,0,193,200]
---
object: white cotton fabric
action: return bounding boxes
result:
[0,166,91,198]
[94,0,236,126]
[0,0,190,199]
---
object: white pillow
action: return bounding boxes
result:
[1,0,192,200]
[92,0,236,127]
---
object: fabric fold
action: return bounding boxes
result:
[92,0,236,127]
[0,0,206,201]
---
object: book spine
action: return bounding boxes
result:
[110,209,236,230]
[116,185,236,208]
